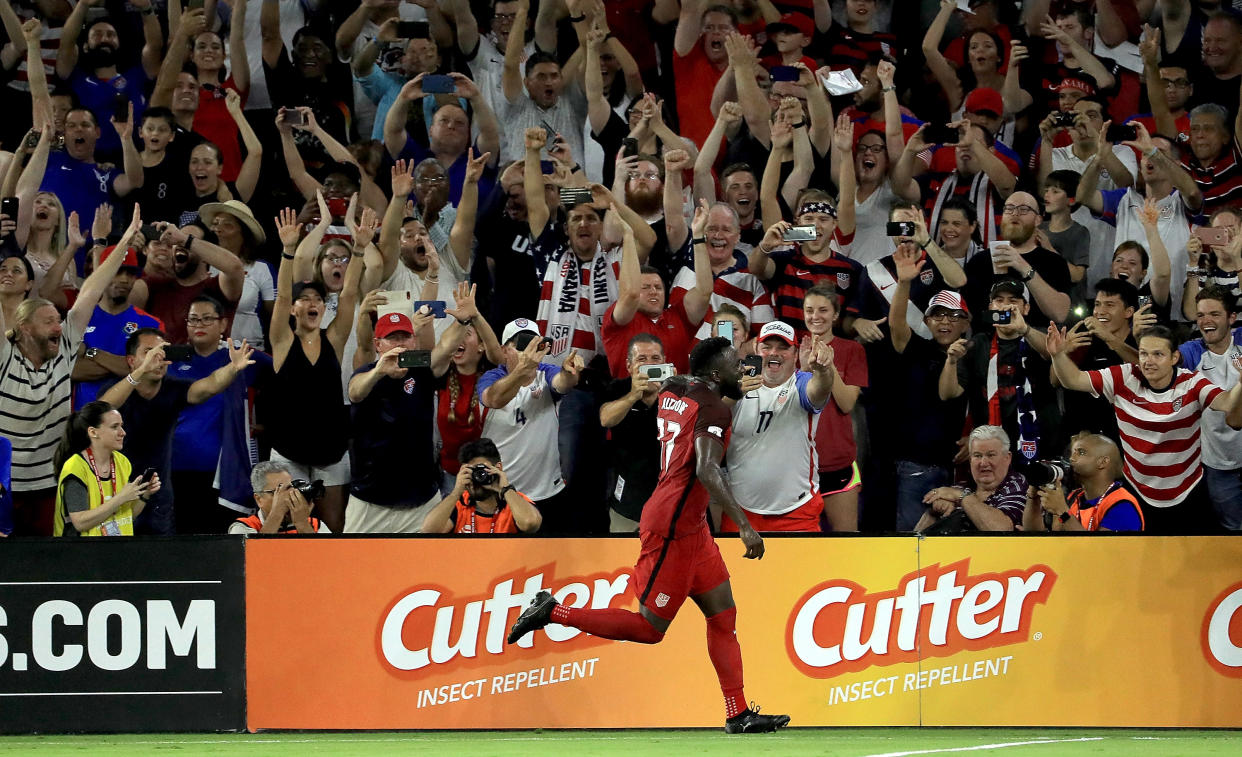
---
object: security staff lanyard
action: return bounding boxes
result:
[469,493,505,534]
[83,448,117,505]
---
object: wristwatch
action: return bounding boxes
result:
[499,485,517,499]
[1020,267,1036,282]
[692,236,707,246]
[456,316,474,326]
[1058,511,1072,524]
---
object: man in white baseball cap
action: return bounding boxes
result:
[479,317,585,532]
[723,320,837,532]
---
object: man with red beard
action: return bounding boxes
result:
[962,190,1071,332]
[673,0,737,147]
[620,154,679,284]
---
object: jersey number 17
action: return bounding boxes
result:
[656,417,682,473]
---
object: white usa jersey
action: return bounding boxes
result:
[727,372,823,515]
[479,363,565,501]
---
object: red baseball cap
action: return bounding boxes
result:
[101,244,140,270]
[375,312,414,339]
[766,12,814,39]
[964,87,1004,117]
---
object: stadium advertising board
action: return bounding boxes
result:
[245,537,1242,730]
[0,539,246,733]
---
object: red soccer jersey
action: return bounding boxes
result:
[639,379,732,539]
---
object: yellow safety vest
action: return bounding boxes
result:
[54,451,135,537]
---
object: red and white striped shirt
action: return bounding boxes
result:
[670,264,774,340]
[1087,365,1224,508]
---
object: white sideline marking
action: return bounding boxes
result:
[862,737,1105,757]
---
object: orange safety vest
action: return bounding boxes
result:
[234,513,322,534]
[1067,482,1145,531]
[453,490,525,534]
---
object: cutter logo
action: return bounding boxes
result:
[1203,582,1242,677]
[786,560,1055,678]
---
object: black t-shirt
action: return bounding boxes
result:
[349,364,438,507]
[473,193,543,326]
[962,246,1071,332]
[886,335,968,467]
[601,378,661,520]
[104,378,192,513]
[1063,332,1136,444]
[956,333,1061,459]
[263,49,355,167]
[591,110,630,188]
[131,146,196,225]
[1192,71,1242,126]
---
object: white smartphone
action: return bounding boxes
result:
[644,363,676,382]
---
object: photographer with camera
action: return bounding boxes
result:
[230,461,329,534]
[422,438,542,534]
[1023,433,1144,532]
[915,425,1029,533]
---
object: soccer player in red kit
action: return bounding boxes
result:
[507,338,790,733]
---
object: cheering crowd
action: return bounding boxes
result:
[1,0,1241,538]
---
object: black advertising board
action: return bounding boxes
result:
[0,538,245,733]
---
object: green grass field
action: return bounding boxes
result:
[1,729,1239,756]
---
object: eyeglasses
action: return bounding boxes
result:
[1002,204,1038,216]
[857,143,886,155]
[186,315,220,325]
[324,255,351,265]
[927,312,967,322]
[1161,78,1191,87]
[492,12,517,21]
[418,176,448,185]
[627,170,661,180]
[256,483,291,496]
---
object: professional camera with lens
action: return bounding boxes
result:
[469,464,498,487]
[289,478,325,500]
[1026,460,1071,489]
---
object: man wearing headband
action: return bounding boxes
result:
[750,192,864,339]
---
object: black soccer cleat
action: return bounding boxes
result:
[506,590,558,644]
[725,704,791,734]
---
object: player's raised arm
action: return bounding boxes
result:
[695,435,763,559]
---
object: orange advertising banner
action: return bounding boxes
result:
[245,536,1242,730]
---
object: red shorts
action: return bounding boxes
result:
[720,491,825,533]
[633,526,730,621]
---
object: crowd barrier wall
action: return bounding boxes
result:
[0,538,246,733]
[3,536,1239,732]
[244,536,1242,730]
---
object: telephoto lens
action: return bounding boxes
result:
[1026,460,1070,489]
